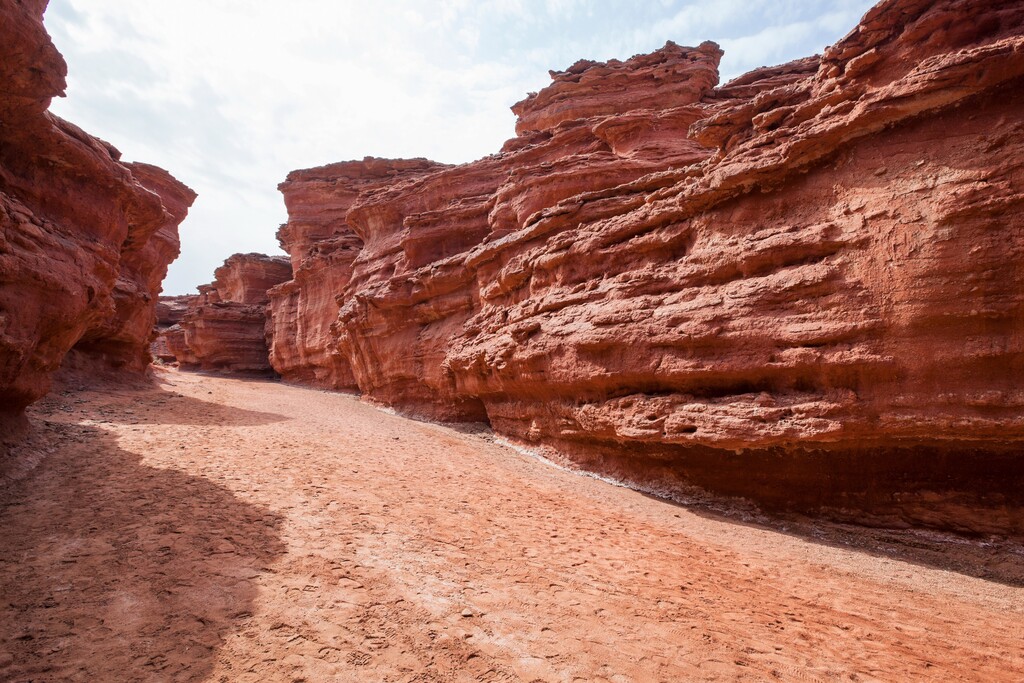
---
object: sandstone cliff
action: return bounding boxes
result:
[155,295,196,328]
[258,0,1024,535]
[266,159,448,388]
[151,295,197,363]
[166,254,291,373]
[0,0,195,426]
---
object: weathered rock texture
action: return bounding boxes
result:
[155,295,196,328]
[263,0,1024,535]
[0,0,195,423]
[267,158,450,389]
[151,295,196,362]
[169,254,291,373]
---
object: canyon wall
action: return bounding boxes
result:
[155,295,196,328]
[0,0,195,426]
[151,295,196,363]
[168,254,291,373]
[272,0,1024,534]
[267,159,448,389]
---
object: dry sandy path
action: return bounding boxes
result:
[1,369,1022,682]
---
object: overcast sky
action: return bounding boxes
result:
[44,0,875,295]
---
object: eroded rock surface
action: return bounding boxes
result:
[167,254,291,373]
[252,0,1024,534]
[151,295,196,363]
[0,0,195,424]
[155,295,196,328]
[267,159,447,388]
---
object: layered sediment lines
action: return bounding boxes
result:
[151,295,196,363]
[265,0,1024,534]
[267,158,449,389]
[0,0,195,426]
[170,253,291,373]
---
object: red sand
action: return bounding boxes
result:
[1,368,1022,682]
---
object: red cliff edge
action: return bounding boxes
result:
[0,0,196,437]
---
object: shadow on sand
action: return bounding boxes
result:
[108,388,288,427]
[0,420,286,682]
[43,383,289,428]
[640,491,1024,588]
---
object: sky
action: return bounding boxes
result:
[43,0,876,295]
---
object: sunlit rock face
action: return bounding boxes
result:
[271,0,1024,534]
[266,158,449,389]
[162,254,292,374]
[0,0,195,424]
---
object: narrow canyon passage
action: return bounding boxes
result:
[1,371,1022,682]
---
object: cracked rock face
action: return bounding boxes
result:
[233,0,1024,534]
[0,0,195,421]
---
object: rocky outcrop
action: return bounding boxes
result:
[0,0,195,423]
[258,0,1024,536]
[441,0,1024,536]
[267,158,450,388]
[212,252,293,306]
[155,295,196,328]
[151,295,196,362]
[512,40,721,135]
[167,254,291,373]
[161,324,192,368]
[70,163,197,369]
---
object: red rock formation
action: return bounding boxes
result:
[169,254,291,373]
[321,43,722,421]
[512,40,721,135]
[0,0,194,422]
[161,324,192,367]
[151,295,196,362]
[212,252,292,306]
[155,295,197,328]
[262,0,1024,536]
[267,159,446,388]
[71,163,197,369]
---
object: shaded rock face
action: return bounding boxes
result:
[0,0,195,420]
[155,295,196,328]
[151,295,196,362]
[169,254,291,373]
[276,0,1024,534]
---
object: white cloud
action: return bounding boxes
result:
[43,0,875,294]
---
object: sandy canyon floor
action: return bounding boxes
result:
[1,369,1022,682]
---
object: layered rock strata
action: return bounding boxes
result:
[0,0,195,425]
[266,0,1023,535]
[151,295,196,363]
[155,295,196,328]
[170,254,291,373]
[267,158,448,388]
